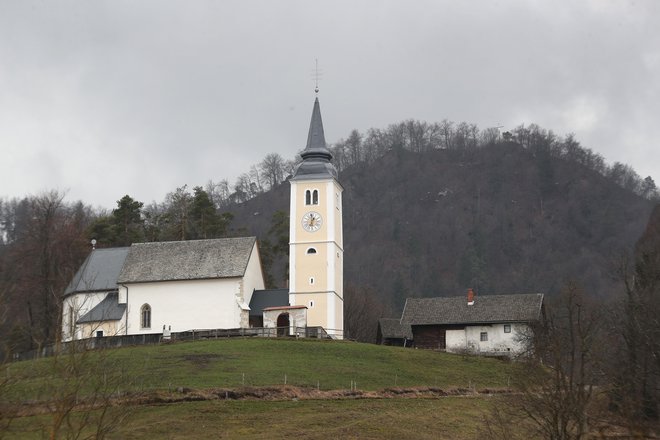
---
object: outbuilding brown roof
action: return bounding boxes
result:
[401,293,544,326]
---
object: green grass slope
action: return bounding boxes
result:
[3,339,522,439]
[5,338,518,402]
[8,397,500,440]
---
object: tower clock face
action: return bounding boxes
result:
[302,211,323,232]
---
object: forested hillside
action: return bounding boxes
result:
[1,119,657,352]
[232,142,655,314]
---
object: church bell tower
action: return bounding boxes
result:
[289,96,344,338]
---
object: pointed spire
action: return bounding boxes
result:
[292,96,337,180]
[302,97,331,160]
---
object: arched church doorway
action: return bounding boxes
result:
[277,313,290,337]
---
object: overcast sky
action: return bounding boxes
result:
[1,1,659,209]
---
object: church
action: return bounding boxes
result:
[61,95,344,342]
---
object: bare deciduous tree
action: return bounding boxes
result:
[482,282,603,440]
[344,284,388,343]
[259,153,286,189]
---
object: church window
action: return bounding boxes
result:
[307,247,317,254]
[305,190,311,205]
[312,190,319,205]
[309,277,315,285]
[309,300,314,308]
[336,193,340,210]
[141,304,151,329]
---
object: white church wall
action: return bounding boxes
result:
[80,320,121,339]
[125,277,243,334]
[61,292,108,342]
[242,242,266,307]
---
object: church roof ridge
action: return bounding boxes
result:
[118,236,257,284]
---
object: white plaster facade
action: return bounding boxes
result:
[445,323,529,356]
[62,292,110,341]
[63,239,266,341]
[118,241,264,335]
[263,306,307,336]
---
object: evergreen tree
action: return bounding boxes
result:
[110,195,144,246]
[190,186,217,239]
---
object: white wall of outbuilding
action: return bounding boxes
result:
[445,323,530,355]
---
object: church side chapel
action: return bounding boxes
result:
[61,95,344,342]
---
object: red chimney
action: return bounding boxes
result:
[467,288,475,305]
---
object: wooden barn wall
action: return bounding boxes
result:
[412,324,465,350]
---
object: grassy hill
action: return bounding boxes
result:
[2,338,521,439]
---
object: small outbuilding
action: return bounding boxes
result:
[400,289,544,356]
[376,318,412,346]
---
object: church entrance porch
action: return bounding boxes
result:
[262,305,308,337]
[276,313,290,337]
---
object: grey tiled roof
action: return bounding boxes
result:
[77,292,126,323]
[117,237,257,283]
[378,318,413,339]
[249,288,289,316]
[401,293,544,325]
[64,247,130,296]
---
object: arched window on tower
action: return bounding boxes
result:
[141,304,151,329]
[312,190,319,205]
[305,190,311,205]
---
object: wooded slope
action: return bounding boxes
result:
[231,143,654,312]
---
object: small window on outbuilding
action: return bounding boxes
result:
[96,330,104,338]
[480,332,488,342]
[504,324,511,333]
[141,304,151,329]
[307,247,317,254]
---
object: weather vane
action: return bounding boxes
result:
[312,59,323,94]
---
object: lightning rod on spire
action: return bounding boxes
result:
[312,59,323,95]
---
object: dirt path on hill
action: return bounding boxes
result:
[134,385,513,403]
[12,386,515,417]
